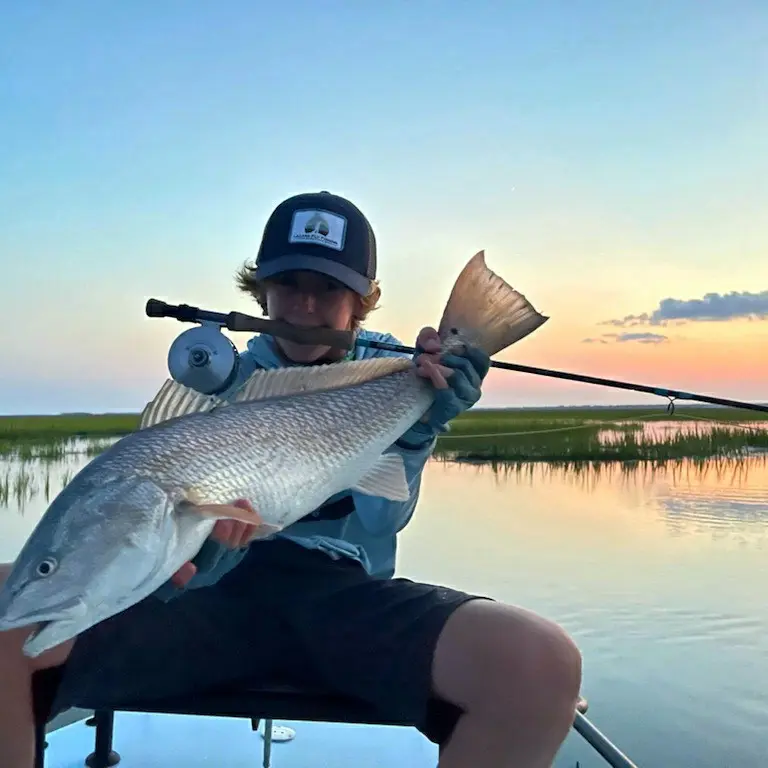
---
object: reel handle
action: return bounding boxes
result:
[146,299,356,350]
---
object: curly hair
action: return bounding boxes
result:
[234,261,382,331]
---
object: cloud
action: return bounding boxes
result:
[615,332,668,344]
[600,313,650,327]
[581,332,668,344]
[601,290,768,327]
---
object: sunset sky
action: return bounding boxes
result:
[2,2,766,414]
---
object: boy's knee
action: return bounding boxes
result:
[433,600,582,723]
[486,617,582,715]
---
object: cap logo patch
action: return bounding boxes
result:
[289,209,347,252]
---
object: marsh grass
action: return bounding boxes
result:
[0,458,83,512]
[0,413,127,461]
[437,409,768,463]
[0,414,137,458]
[1,407,767,466]
[0,465,38,510]
[448,405,768,431]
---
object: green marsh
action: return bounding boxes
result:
[2,406,767,467]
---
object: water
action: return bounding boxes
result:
[600,416,766,436]
[1,442,767,767]
[600,417,768,447]
[400,457,768,767]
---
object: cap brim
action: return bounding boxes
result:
[253,254,371,295]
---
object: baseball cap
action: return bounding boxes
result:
[252,190,377,296]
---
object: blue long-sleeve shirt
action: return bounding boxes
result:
[153,329,436,601]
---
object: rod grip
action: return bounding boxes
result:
[226,312,356,350]
[145,299,357,350]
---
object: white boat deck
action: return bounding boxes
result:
[44,712,440,768]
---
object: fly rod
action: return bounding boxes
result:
[357,338,768,415]
[146,298,768,414]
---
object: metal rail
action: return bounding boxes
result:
[574,711,639,767]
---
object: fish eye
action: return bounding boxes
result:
[35,557,58,578]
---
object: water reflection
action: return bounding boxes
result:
[439,451,768,494]
[0,438,111,513]
[0,439,117,560]
[0,458,75,512]
[437,454,768,547]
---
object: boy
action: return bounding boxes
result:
[0,191,581,768]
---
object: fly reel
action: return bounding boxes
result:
[167,324,240,395]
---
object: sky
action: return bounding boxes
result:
[1,1,767,414]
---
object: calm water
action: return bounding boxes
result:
[2,444,767,767]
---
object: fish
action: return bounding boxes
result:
[0,251,548,658]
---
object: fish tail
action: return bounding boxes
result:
[437,250,548,356]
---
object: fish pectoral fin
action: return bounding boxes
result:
[191,503,281,538]
[352,454,410,502]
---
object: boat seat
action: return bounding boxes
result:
[35,681,421,768]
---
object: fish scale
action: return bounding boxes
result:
[152,370,433,525]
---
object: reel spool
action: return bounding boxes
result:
[167,324,239,395]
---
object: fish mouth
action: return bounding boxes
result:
[21,616,86,658]
[0,596,87,634]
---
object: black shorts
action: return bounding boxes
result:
[33,538,486,745]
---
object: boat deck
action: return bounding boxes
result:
[44,712,440,767]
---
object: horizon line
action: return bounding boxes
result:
[3,402,768,419]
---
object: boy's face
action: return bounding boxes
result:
[264,269,361,363]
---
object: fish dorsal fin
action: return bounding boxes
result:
[230,356,414,405]
[137,356,414,430]
[138,379,222,429]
